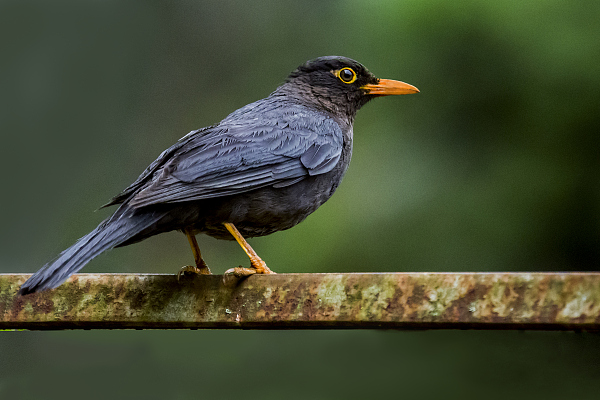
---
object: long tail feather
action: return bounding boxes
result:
[19,207,162,295]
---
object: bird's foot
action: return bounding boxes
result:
[222,258,276,286]
[177,264,211,281]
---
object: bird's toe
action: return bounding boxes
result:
[177,265,211,281]
[222,266,257,286]
[249,257,276,274]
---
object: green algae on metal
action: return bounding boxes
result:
[1,272,600,330]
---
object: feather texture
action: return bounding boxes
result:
[126,102,343,208]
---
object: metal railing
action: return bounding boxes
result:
[1,272,599,330]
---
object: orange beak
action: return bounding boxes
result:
[361,79,419,96]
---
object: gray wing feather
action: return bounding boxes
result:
[128,107,342,208]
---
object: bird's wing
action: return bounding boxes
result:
[127,109,343,208]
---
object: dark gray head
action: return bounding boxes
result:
[280,56,419,120]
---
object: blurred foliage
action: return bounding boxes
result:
[1,1,599,399]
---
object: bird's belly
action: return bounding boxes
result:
[195,170,344,240]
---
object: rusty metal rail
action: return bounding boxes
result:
[1,272,599,330]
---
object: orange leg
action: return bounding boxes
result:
[223,222,275,282]
[177,229,211,280]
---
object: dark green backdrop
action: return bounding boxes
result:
[1,1,599,399]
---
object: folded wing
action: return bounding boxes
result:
[126,107,343,208]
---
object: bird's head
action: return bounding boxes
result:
[282,56,419,121]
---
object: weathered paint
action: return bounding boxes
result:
[1,272,599,330]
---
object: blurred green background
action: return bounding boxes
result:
[1,0,599,398]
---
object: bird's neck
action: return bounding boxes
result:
[273,82,356,127]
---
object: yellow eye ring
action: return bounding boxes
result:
[335,68,357,84]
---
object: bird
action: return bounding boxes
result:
[18,56,419,295]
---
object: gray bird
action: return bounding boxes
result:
[19,56,418,295]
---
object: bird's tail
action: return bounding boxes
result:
[19,207,163,295]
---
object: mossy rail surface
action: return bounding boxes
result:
[1,273,599,330]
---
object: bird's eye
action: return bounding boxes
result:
[337,68,357,84]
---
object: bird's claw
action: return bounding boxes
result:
[249,257,275,275]
[222,264,276,286]
[177,265,211,281]
[222,267,256,286]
